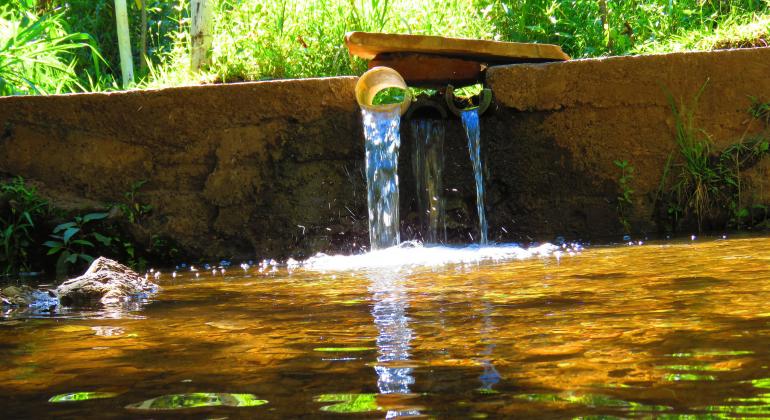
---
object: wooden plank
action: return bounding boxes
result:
[369,53,485,87]
[346,32,570,63]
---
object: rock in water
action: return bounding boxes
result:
[56,257,158,306]
[1,285,35,306]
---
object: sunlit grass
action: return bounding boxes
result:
[0,5,103,95]
[636,14,770,54]
[137,0,770,90]
[4,0,770,93]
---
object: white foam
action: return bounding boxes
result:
[302,242,561,272]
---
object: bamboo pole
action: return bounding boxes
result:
[114,0,134,88]
[599,0,611,53]
[139,0,148,73]
[190,0,214,71]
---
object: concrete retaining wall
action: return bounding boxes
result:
[1,47,769,259]
[485,47,770,238]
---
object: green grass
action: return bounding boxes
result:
[0,4,103,95]
[3,0,770,93]
[657,84,770,232]
[635,14,770,54]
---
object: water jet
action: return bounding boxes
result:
[406,97,448,244]
[355,67,411,250]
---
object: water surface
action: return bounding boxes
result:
[2,236,770,418]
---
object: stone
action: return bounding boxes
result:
[344,32,570,62]
[1,285,35,306]
[1,285,58,311]
[56,257,158,306]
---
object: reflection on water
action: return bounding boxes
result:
[49,391,119,402]
[3,298,149,320]
[125,393,267,410]
[1,236,770,417]
[369,271,418,417]
[478,300,501,393]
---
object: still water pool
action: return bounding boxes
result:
[2,236,770,418]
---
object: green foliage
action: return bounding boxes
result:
[0,176,181,276]
[665,80,722,231]
[0,5,104,95]
[720,137,770,228]
[43,0,185,89]
[371,87,405,105]
[657,83,770,232]
[49,392,119,402]
[112,179,181,270]
[44,212,110,277]
[4,0,770,92]
[0,177,49,274]
[749,96,770,125]
[125,393,267,410]
[613,159,634,234]
[481,0,770,58]
[116,179,152,224]
[638,14,770,54]
[197,0,490,83]
[315,393,380,413]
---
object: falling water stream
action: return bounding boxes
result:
[410,118,446,244]
[362,107,402,250]
[460,109,488,245]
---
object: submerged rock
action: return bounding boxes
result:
[56,257,158,306]
[1,285,39,306]
[0,284,59,307]
[1,285,58,316]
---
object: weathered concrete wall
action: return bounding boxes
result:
[485,47,770,239]
[1,47,769,260]
[0,78,370,259]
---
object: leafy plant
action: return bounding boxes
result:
[657,82,770,232]
[0,177,49,274]
[749,97,770,125]
[44,212,110,277]
[371,87,406,105]
[720,136,770,228]
[664,80,726,232]
[614,159,634,234]
[117,179,152,224]
[0,5,104,95]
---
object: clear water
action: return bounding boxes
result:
[410,118,446,244]
[461,109,488,245]
[363,107,402,250]
[3,236,770,418]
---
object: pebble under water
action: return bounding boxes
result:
[2,236,770,418]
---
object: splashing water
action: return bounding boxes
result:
[363,107,402,250]
[461,109,488,245]
[303,241,565,272]
[410,118,446,244]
